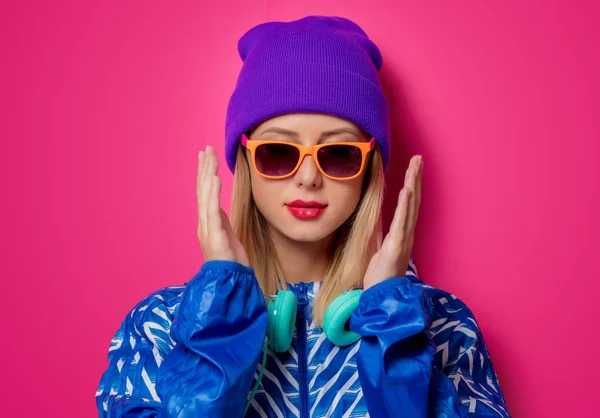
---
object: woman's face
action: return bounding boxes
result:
[245,113,371,244]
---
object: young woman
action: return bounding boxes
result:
[96,15,510,417]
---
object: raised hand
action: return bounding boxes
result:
[197,145,250,266]
[363,155,423,290]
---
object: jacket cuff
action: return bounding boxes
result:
[199,259,255,276]
[351,276,433,337]
[360,276,413,301]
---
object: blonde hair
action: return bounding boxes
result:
[230,143,385,326]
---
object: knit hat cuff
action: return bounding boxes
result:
[225,61,391,173]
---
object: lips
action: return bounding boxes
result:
[285,200,328,220]
[286,200,327,208]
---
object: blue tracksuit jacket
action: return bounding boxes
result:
[96,256,510,417]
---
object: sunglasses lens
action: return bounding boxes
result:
[317,145,363,178]
[255,143,300,177]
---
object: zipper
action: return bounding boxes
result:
[296,282,309,418]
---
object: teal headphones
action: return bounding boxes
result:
[244,287,364,414]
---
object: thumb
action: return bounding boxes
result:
[363,251,380,287]
[219,208,250,266]
[219,208,236,240]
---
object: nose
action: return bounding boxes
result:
[293,155,322,189]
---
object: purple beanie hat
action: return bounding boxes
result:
[224,15,391,173]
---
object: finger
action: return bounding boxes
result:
[197,151,205,201]
[199,156,214,236]
[387,187,411,247]
[403,156,415,188]
[200,146,211,184]
[208,175,223,237]
[197,150,206,187]
[202,145,218,183]
[211,147,220,174]
[408,157,423,236]
[405,157,419,235]
[197,150,206,233]
[206,144,215,161]
[401,156,418,218]
[413,157,423,226]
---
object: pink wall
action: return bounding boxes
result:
[2,1,598,417]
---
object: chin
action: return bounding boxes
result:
[259,204,351,244]
[272,216,338,243]
[283,225,333,242]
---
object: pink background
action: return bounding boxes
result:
[1,1,598,417]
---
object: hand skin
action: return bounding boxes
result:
[197,145,250,266]
[363,155,423,290]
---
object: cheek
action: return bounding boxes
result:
[250,174,284,213]
[327,180,364,218]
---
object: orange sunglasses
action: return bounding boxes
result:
[241,133,376,180]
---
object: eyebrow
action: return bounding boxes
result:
[259,127,361,142]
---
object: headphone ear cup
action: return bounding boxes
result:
[323,289,363,347]
[267,290,297,353]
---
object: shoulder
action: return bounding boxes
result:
[419,283,479,327]
[415,281,482,338]
[103,284,187,369]
[412,281,492,369]
[409,283,509,413]
[123,284,186,345]
[406,257,481,332]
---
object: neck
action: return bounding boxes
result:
[268,225,336,284]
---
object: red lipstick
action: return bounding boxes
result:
[285,200,327,219]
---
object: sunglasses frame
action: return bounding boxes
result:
[241,133,376,180]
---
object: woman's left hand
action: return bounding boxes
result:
[363,155,423,291]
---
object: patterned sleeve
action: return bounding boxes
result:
[95,287,181,416]
[426,287,511,417]
[95,260,269,417]
[349,254,511,417]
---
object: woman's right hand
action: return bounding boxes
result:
[196,145,250,267]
